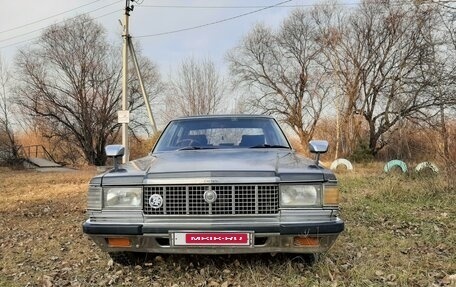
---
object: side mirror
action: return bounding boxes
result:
[308,140,328,167]
[308,140,329,154]
[105,145,125,171]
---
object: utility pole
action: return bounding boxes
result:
[119,0,158,163]
[129,41,158,134]
[121,0,132,163]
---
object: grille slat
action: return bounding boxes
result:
[143,185,279,215]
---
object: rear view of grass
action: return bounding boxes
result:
[0,167,454,286]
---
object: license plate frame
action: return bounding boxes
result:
[171,231,253,247]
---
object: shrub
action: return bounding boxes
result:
[348,141,374,163]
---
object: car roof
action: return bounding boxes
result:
[174,114,274,120]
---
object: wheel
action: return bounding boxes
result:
[288,253,320,266]
[303,253,320,266]
[108,251,149,266]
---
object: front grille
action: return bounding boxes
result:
[143,185,279,215]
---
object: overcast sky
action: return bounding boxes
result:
[0,0,360,73]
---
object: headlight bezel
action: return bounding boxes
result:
[279,184,322,207]
[103,186,143,209]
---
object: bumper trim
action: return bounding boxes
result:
[280,221,344,234]
[83,222,142,235]
[83,220,344,235]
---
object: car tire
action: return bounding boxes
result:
[383,160,408,173]
[415,161,439,173]
[330,158,353,171]
[108,251,148,266]
[303,253,320,266]
[288,253,320,266]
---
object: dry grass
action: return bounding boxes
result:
[0,166,455,286]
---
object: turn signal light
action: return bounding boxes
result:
[324,186,340,206]
[107,237,131,247]
[293,236,320,247]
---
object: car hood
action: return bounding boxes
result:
[98,149,335,185]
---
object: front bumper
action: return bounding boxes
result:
[83,218,344,254]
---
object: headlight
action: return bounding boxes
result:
[104,187,142,208]
[280,185,320,207]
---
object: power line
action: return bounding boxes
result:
[0,1,121,45]
[0,0,105,35]
[138,0,456,9]
[0,36,41,50]
[134,0,452,39]
[138,3,360,9]
[0,9,121,50]
[438,2,456,9]
[135,0,292,38]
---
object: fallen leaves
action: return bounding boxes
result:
[0,170,454,286]
[442,274,456,285]
[41,275,53,287]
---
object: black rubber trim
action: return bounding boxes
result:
[83,222,143,235]
[142,225,279,234]
[279,221,344,235]
[83,221,344,236]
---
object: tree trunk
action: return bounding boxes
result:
[368,119,379,157]
[440,104,450,162]
[296,128,311,153]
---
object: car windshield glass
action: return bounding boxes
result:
[153,117,290,152]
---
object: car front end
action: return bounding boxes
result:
[83,115,344,258]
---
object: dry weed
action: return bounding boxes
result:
[0,167,454,286]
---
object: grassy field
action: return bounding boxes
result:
[0,166,455,286]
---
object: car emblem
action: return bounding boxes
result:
[203,189,217,204]
[149,194,163,209]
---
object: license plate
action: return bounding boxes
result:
[173,232,252,246]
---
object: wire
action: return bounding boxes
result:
[138,0,456,9]
[138,4,360,9]
[0,36,40,50]
[438,2,456,9]
[0,1,121,45]
[0,9,121,50]
[135,0,292,38]
[0,0,105,34]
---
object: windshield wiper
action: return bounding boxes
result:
[248,144,290,149]
[177,146,219,151]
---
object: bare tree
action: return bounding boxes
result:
[312,2,363,157]
[0,56,21,165]
[430,3,456,164]
[316,1,453,156]
[164,57,224,120]
[228,9,331,147]
[14,15,162,165]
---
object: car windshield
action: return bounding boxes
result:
[153,117,290,152]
